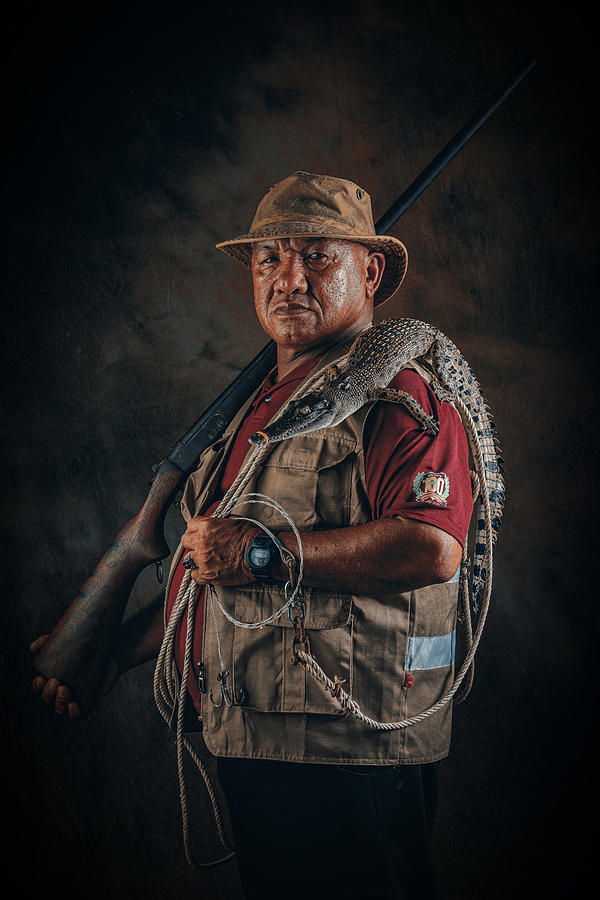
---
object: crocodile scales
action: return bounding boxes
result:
[249,317,505,610]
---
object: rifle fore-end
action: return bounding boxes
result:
[33,460,184,689]
[31,342,278,699]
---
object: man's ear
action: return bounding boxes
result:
[365,251,386,301]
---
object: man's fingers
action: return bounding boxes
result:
[54,685,70,715]
[181,517,259,586]
[29,634,50,654]
[40,678,59,704]
[33,675,80,717]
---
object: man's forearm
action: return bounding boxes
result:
[274,517,462,595]
[182,515,462,595]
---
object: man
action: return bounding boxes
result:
[32,172,473,899]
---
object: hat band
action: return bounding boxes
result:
[249,214,368,232]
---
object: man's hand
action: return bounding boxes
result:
[30,594,165,720]
[181,517,262,586]
[30,634,119,719]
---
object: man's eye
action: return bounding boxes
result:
[259,256,279,264]
[304,252,328,267]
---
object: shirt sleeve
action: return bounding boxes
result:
[363,369,473,548]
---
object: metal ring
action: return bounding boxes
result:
[182,554,197,571]
[287,596,306,623]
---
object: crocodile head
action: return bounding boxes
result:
[249,391,336,445]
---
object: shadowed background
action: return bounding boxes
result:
[3,2,597,898]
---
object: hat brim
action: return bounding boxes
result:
[216,224,408,307]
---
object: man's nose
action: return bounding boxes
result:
[275,255,308,294]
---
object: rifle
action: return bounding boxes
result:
[32,58,536,702]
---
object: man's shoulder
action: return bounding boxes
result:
[388,367,430,391]
[386,367,437,413]
[378,367,466,442]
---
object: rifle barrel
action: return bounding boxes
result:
[161,58,537,477]
[165,339,277,475]
[33,57,537,690]
[375,57,537,235]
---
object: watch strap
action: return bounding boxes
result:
[237,516,297,581]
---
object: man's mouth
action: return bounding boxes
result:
[271,301,313,316]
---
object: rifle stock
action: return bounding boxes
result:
[33,343,277,689]
[33,59,536,691]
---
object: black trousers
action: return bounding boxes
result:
[217,757,439,900]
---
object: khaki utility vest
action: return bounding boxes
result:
[169,338,462,765]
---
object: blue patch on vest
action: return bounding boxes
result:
[446,564,460,583]
[405,631,456,671]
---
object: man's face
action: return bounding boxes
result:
[251,237,385,351]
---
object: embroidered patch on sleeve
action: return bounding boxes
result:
[412,471,450,506]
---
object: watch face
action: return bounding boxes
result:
[249,546,270,568]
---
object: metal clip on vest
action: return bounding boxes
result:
[289,594,310,664]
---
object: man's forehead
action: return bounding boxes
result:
[252,237,363,253]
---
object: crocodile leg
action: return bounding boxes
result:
[367,387,439,436]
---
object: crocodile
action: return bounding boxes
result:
[249,317,504,610]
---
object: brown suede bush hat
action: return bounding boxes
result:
[216,171,408,306]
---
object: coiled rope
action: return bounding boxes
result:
[153,445,306,868]
[153,381,495,866]
[291,395,493,729]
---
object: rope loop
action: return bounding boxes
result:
[152,330,498,862]
[153,448,308,867]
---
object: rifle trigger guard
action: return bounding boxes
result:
[155,560,163,584]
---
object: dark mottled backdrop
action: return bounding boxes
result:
[3,2,597,898]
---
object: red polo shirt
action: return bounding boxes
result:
[167,356,473,716]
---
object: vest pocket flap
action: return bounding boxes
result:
[262,432,357,473]
[234,583,352,630]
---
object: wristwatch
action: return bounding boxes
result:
[244,533,278,580]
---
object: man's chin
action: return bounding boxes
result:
[265,317,321,349]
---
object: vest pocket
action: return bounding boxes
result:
[248,432,358,532]
[230,584,353,715]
